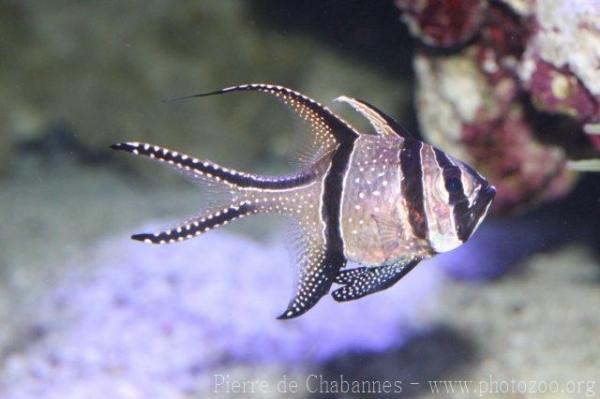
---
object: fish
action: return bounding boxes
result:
[111,84,495,319]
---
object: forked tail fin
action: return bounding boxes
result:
[110,141,314,243]
[110,142,314,190]
[131,203,254,244]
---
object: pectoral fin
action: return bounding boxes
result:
[371,213,403,261]
[278,245,345,320]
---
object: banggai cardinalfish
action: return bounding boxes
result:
[111,84,495,319]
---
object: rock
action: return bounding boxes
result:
[414,51,574,211]
[517,0,600,126]
[397,0,597,211]
[395,0,487,49]
[431,245,600,396]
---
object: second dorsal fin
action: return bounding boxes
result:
[167,84,360,165]
[334,96,413,138]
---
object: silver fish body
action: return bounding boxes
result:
[112,84,495,319]
[340,134,495,265]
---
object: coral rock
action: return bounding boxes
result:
[396,0,487,48]
[518,0,600,123]
[399,0,597,210]
[415,52,574,211]
[521,58,597,121]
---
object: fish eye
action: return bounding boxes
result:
[446,177,462,194]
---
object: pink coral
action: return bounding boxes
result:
[398,0,600,211]
[396,0,487,48]
[523,59,597,120]
[518,0,600,125]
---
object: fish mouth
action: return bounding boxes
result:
[457,184,495,242]
[467,184,495,235]
[484,185,496,201]
[475,185,495,217]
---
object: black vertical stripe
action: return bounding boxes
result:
[433,149,470,241]
[433,149,467,204]
[318,133,357,301]
[277,134,356,320]
[321,133,357,274]
[322,137,356,255]
[400,139,428,239]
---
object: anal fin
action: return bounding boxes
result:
[277,208,346,319]
[277,246,345,319]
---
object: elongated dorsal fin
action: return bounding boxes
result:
[334,96,413,138]
[167,84,360,165]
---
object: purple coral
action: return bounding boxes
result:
[0,227,443,398]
